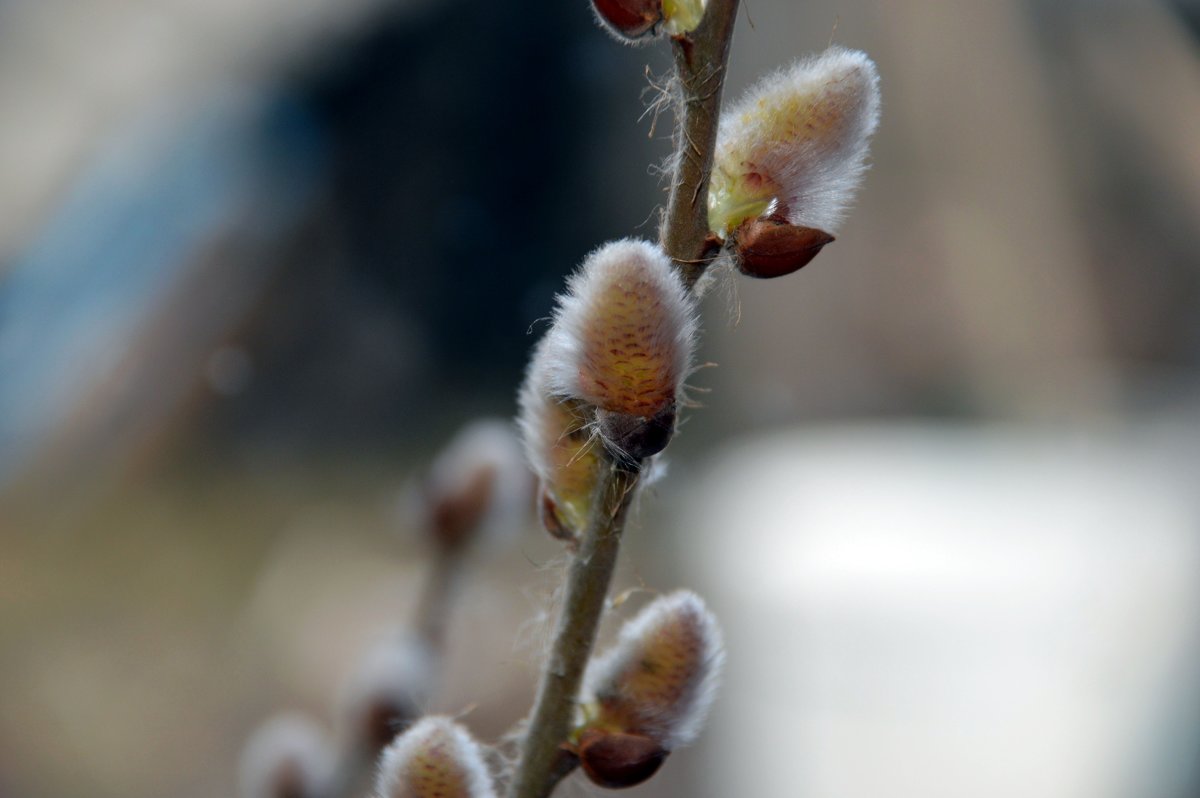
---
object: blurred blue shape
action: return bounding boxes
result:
[0,87,326,485]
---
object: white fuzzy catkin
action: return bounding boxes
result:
[538,239,697,419]
[337,635,436,751]
[239,712,337,798]
[374,716,496,798]
[582,590,725,750]
[421,418,533,550]
[710,47,881,236]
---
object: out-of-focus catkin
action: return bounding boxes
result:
[419,419,532,552]
[239,712,337,798]
[337,635,436,754]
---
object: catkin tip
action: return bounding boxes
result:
[374,716,497,798]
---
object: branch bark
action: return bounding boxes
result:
[661,0,742,289]
[506,464,641,798]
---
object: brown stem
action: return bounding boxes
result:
[415,546,462,650]
[660,0,742,289]
[506,464,641,798]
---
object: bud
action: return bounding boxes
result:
[374,716,497,798]
[591,0,661,39]
[661,0,705,35]
[591,0,705,42]
[239,713,336,798]
[575,590,724,789]
[708,47,880,271]
[538,239,697,464]
[518,345,602,543]
[338,636,436,754]
[576,729,667,789]
[733,214,835,279]
[420,419,532,552]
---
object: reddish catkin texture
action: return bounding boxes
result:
[374,717,497,798]
[709,47,880,277]
[533,238,697,463]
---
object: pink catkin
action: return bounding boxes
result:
[538,239,697,420]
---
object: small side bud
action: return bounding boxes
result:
[239,713,336,798]
[590,0,705,42]
[420,419,532,552]
[580,590,724,759]
[591,0,662,40]
[709,47,880,266]
[539,239,697,461]
[576,729,667,789]
[374,717,497,798]
[731,215,835,279]
[338,636,436,754]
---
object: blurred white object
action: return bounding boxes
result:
[683,423,1200,798]
[239,712,336,798]
[419,419,534,552]
[335,634,436,753]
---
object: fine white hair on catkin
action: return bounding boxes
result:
[583,590,725,750]
[239,712,337,798]
[538,238,698,418]
[374,716,497,798]
[713,46,881,234]
[516,337,564,486]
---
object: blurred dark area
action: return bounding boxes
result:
[3,1,1200,797]
[0,0,672,497]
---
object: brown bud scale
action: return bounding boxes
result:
[577,730,668,789]
[592,0,662,38]
[732,216,835,279]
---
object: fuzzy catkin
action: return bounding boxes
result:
[421,419,532,551]
[582,590,725,750]
[374,717,496,798]
[709,47,881,237]
[239,713,336,798]
[539,239,697,420]
[337,635,436,753]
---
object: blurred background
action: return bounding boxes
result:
[2,0,1200,796]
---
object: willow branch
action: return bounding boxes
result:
[507,4,739,797]
[414,547,463,651]
[661,0,742,290]
[506,464,641,798]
